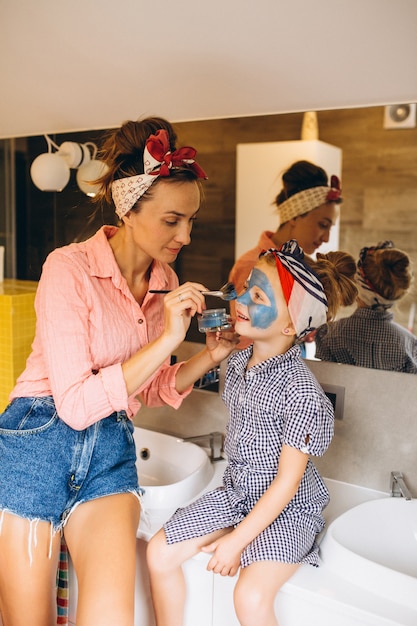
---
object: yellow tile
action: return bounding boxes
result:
[0,281,38,412]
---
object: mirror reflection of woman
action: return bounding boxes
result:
[315,241,417,373]
[0,117,239,626]
[229,160,342,300]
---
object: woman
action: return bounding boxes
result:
[147,241,357,626]
[0,117,238,626]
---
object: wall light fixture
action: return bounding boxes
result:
[30,135,108,196]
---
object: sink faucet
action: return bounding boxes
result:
[183,432,224,462]
[390,471,412,500]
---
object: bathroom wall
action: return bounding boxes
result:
[134,341,417,495]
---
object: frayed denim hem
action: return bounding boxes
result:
[0,489,143,565]
[0,508,59,565]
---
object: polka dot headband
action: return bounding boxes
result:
[111,129,207,218]
[277,175,342,224]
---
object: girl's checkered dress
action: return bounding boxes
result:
[164,345,334,568]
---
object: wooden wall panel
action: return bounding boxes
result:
[17,105,417,333]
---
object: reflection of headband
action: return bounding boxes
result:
[260,240,328,340]
[111,129,207,218]
[356,240,395,309]
[277,175,342,224]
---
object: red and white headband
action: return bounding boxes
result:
[111,129,207,218]
[277,175,342,224]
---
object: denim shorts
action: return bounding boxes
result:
[0,396,141,531]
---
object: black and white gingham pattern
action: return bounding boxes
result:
[315,307,417,373]
[164,345,334,568]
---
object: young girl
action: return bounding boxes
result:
[147,240,357,626]
[0,117,239,626]
[315,240,417,372]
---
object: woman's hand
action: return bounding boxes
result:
[166,294,239,395]
[161,282,207,343]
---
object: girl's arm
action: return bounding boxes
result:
[201,444,308,576]
[173,329,240,394]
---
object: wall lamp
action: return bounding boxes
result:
[30,135,108,196]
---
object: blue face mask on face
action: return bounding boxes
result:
[237,267,278,329]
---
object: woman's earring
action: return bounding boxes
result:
[283,328,290,334]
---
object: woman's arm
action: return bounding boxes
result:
[37,251,236,425]
[36,254,212,427]
[123,284,239,397]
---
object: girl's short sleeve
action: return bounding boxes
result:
[282,388,334,457]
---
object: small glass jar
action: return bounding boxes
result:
[198,308,232,333]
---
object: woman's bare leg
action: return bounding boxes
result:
[64,493,140,626]
[147,527,231,626]
[234,561,300,626]
[0,511,61,626]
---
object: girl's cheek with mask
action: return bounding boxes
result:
[237,268,278,330]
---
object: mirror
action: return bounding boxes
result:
[177,104,417,362]
[7,104,417,371]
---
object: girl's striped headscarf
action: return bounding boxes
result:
[260,240,328,340]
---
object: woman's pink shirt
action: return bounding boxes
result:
[11,226,192,430]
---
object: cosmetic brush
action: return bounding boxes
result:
[149,282,237,301]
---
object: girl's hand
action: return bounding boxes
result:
[201,534,242,577]
[205,324,240,364]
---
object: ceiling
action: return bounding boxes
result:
[1,0,417,139]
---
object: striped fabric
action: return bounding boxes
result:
[260,241,328,339]
[56,536,69,625]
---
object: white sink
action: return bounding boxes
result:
[320,497,417,610]
[134,427,214,510]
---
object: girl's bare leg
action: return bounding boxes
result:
[0,511,61,626]
[234,561,300,626]
[64,493,140,626]
[147,527,231,626]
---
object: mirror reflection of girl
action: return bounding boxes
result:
[315,240,417,373]
[0,117,239,626]
[147,241,357,626]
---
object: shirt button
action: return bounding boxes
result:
[138,318,144,324]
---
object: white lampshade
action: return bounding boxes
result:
[76,159,109,197]
[30,153,71,192]
[59,141,91,168]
